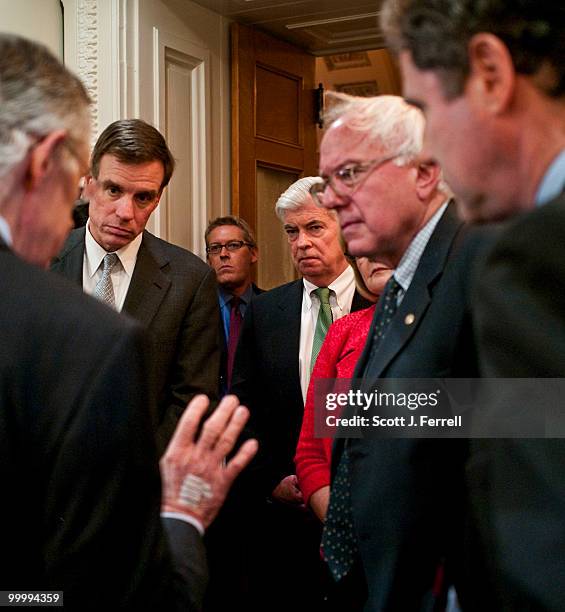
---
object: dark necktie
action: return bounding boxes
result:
[366,276,403,365]
[226,296,243,390]
[322,275,402,581]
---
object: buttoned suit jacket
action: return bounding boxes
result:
[469,192,565,611]
[332,205,496,611]
[0,238,207,611]
[51,226,221,447]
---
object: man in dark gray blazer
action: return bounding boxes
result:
[52,119,220,447]
[229,178,372,609]
[0,33,256,611]
[313,93,493,610]
[382,0,565,608]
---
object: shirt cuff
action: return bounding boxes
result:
[161,512,205,536]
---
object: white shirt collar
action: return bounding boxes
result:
[84,219,143,278]
[302,265,354,310]
[535,148,565,206]
[0,214,12,246]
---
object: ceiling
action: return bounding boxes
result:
[189,0,387,55]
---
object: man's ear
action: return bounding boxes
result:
[468,33,516,114]
[26,130,68,192]
[414,159,441,200]
[250,247,258,265]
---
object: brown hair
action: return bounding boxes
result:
[90,119,175,191]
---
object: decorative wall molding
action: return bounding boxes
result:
[63,0,123,145]
[76,0,100,137]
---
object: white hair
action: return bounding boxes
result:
[0,34,90,191]
[324,92,424,165]
[275,176,326,221]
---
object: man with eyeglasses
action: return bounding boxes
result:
[312,93,494,610]
[52,119,220,449]
[204,216,263,395]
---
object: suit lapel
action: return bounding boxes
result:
[272,280,303,403]
[356,204,463,382]
[122,232,171,327]
[51,227,86,284]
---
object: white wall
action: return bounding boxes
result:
[0,0,63,58]
[62,0,231,256]
[137,0,231,251]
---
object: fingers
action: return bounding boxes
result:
[197,394,239,452]
[164,394,209,457]
[224,438,259,483]
[212,405,250,462]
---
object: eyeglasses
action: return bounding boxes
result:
[310,154,400,205]
[206,240,254,255]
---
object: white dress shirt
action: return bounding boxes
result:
[299,265,355,401]
[83,220,143,311]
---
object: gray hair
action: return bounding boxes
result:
[275,176,325,221]
[323,92,424,165]
[0,34,90,189]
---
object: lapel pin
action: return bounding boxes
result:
[404,313,415,326]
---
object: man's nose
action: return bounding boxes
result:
[115,196,135,220]
[296,229,312,249]
[321,183,347,210]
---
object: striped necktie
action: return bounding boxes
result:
[310,287,333,372]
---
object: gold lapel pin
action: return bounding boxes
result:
[404,313,415,326]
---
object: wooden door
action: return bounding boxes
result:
[231,23,318,289]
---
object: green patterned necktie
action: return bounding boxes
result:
[310,287,333,373]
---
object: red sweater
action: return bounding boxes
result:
[294,305,375,505]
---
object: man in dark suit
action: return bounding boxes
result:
[204,215,263,394]
[313,93,492,609]
[229,177,372,609]
[382,0,565,608]
[51,119,220,447]
[0,33,257,610]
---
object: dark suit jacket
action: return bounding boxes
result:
[332,205,496,611]
[469,193,565,611]
[219,283,264,394]
[0,239,207,610]
[231,279,372,496]
[51,227,221,447]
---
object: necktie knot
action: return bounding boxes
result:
[102,252,119,273]
[313,286,331,306]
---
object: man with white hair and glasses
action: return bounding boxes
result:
[312,93,494,610]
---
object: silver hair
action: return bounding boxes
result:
[324,91,451,194]
[323,92,424,165]
[0,34,90,188]
[275,176,328,221]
